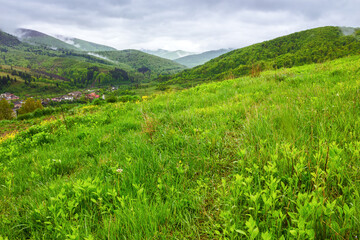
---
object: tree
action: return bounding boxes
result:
[18,98,43,115]
[0,98,13,120]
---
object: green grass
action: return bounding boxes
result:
[1,55,360,239]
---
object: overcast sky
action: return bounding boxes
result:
[0,0,359,52]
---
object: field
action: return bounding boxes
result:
[1,55,360,239]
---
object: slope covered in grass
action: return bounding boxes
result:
[1,55,360,239]
[165,26,360,85]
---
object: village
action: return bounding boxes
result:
[0,90,102,113]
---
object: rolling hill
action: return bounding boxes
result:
[95,50,186,77]
[164,26,360,85]
[174,48,233,68]
[0,30,186,96]
[16,28,79,50]
[55,35,117,52]
[0,31,22,47]
[16,29,118,52]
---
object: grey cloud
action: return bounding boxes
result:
[0,0,359,51]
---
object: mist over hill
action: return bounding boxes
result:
[174,48,233,68]
[141,49,196,60]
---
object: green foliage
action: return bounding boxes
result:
[0,99,13,120]
[92,98,103,105]
[105,96,117,103]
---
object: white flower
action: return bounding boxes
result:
[116,168,123,173]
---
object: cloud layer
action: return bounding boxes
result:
[0,0,359,51]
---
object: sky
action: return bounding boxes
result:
[0,0,359,52]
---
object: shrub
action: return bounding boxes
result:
[106,96,117,103]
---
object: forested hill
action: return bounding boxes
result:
[96,50,186,77]
[0,30,187,94]
[16,28,79,50]
[164,26,360,84]
[0,31,22,47]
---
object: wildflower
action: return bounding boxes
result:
[116,168,123,173]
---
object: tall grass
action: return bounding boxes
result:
[1,55,360,239]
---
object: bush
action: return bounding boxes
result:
[156,85,170,91]
[92,98,103,105]
[106,96,117,103]
[118,95,141,102]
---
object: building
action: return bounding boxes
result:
[68,91,82,99]
[0,92,20,100]
[86,92,100,100]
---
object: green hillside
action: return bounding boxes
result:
[17,28,117,52]
[165,26,360,85]
[0,31,22,47]
[73,38,117,51]
[56,35,117,52]
[16,28,79,50]
[1,55,360,238]
[174,48,233,67]
[97,50,187,77]
[0,31,187,95]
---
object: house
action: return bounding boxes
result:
[86,92,100,100]
[68,91,82,99]
[12,101,22,110]
[51,97,62,102]
[0,92,20,100]
[62,95,74,101]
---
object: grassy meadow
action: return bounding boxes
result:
[1,55,360,239]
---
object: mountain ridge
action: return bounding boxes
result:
[141,49,196,60]
[174,48,233,68]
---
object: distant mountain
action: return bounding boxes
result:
[15,28,79,50]
[15,29,117,52]
[174,48,233,68]
[55,35,117,52]
[95,50,186,76]
[0,30,22,47]
[141,49,196,60]
[165,26,360,84]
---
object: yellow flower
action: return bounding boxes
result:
[0,130,18,143]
